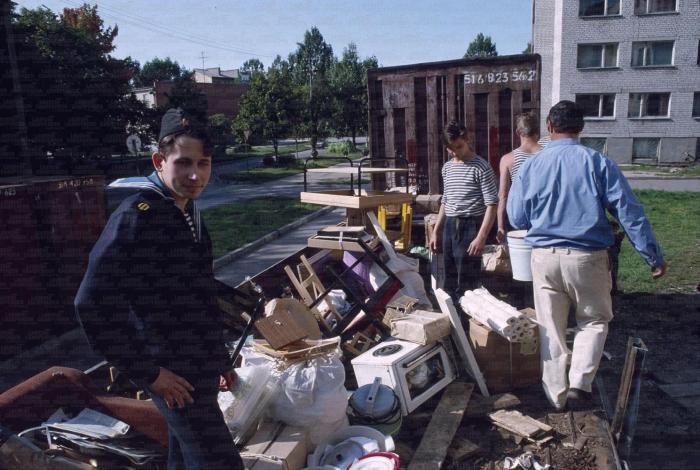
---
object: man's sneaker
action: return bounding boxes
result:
[566,388,593,410]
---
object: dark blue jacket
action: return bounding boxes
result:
[75,173,229,389]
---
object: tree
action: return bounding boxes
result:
[163,75,208,125]
[208,114,234,158]
[61,3,117,54]
[241,58,264,76]
[464,33,498,58]
[329,43,377,146]
[12,3,147,169]
[133,57,188,87]
[234,56,298,157]
[288,27,335,157]
[523,42,533,54]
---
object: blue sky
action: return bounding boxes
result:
[16,0,533,70]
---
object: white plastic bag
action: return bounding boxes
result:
[269,352,349,445]
[217,365,279,444]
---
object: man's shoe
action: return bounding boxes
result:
[566,388,593,410]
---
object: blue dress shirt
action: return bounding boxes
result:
[507,138,664,269]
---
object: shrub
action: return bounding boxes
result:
[327,141,356,155]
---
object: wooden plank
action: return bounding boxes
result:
[465,393,520,417]
[408,382,474,470]
[658,382,700,398]
[384,107,395,162]
[435,288,489,397]
[445,73,456,122]
[425,75,440,194]
[486,92,500,171]
[299,190,412,209]
[489,409,553,438]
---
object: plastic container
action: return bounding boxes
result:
[506,230,532,281]
[348,452,401,470]
[307,426,395,468]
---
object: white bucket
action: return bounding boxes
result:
[506,230,533,281]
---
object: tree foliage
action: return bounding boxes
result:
[328,43,377,145]
[464,33,498,58]
[11,2,147,166]
[133,57,189,87]
[241,58,265,76]
[234,56,299,155]
[288,27,335,156]
[523,42,533,54]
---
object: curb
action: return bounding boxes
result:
[213,205,335,270]
[623,175,700,181]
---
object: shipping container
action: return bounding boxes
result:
[367,54,541,194]
[0,176,107,360]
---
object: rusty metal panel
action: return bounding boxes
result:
[367,54,541,193]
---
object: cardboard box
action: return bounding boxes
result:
[242,423,308,470]
[391,310,452,345]
[468,309,540,393]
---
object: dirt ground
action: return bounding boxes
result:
[389,291,700,469]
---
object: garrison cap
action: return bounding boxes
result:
[158,108,190,141]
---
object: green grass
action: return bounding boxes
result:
[220,151,363,184]
[223,143,311,159]
[616,190,699,293]
[202,197,320,258]
[619,164,700,177]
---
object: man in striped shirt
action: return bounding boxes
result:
[429,121,498,299]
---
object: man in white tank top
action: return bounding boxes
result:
[496,112,543,243]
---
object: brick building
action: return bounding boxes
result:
[131,67,250,119]
[153,81,249,119]
[533,0,700,164]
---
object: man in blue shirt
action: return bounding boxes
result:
[507,100,666,410]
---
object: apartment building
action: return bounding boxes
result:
[533,0,700,164]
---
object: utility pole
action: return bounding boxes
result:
[198,51,208,70]
[4,1,32,176]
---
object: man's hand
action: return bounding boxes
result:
[652,262,667,279]
[496,228,506,244]
[467,235,487,257]
[429,228,442,253]
[219,369,237,392]
[149,367,195,409]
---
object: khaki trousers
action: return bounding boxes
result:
[531,247,612,409]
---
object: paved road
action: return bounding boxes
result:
[214,208,346,287]
[624,174,700,192]
[199,153,363,211]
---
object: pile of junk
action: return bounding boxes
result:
[0,198,629,470]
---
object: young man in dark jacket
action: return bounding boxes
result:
[75,108,242,469]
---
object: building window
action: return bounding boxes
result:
[580,0,620,16]
[581,137,607,153]
[632,41,674,67]
[634,0,677,14]
[577,43,618,69]
[693,93,700,118]
[628,93,671,117]
[576,94,616,118]
[632,138,660,160]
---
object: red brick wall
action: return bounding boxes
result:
[154,81,249,119]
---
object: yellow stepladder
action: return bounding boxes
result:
[377,202,413,252]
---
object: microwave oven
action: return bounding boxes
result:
[351,338,456,415]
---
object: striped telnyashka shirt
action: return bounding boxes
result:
[441,156,498,217]
[509,148,537,182]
